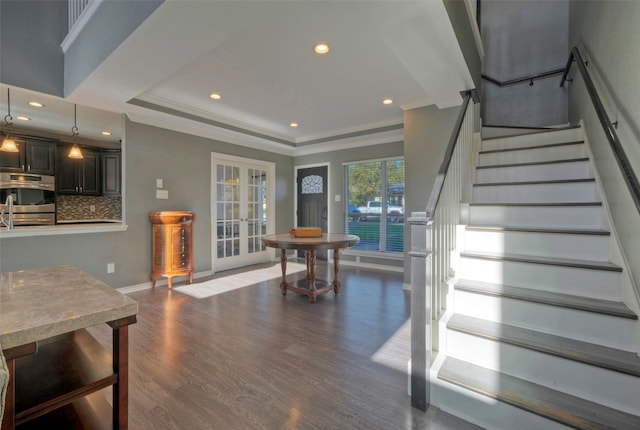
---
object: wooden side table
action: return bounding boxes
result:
[262,233,359,303]
[149,211,194,288]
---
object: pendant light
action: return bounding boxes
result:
[0,88,19,152]
[68,104,83,159]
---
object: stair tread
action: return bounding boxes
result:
[447,314,640,377]
[481,125,581,141]
[455,279,636,319]
[470,201,602,207]
[474,178,595,187]
[460,250,622,272]
[476,157,590,170]
[465,225,610,236]
[439,356,640,430]
[480,140,585,154]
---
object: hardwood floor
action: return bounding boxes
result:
[91,261,481,430]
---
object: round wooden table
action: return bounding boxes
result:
[262,233,359,303]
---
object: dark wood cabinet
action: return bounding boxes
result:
[101,151,121,196]
[0,136,55,175]
[149,211,194,289]
[56,146,101,195]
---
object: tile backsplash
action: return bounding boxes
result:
[57,195,122,221]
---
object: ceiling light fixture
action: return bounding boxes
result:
[289,122,298,128]
[382,98,393,105]
[16,116,30,121]
[101,131,112,136]
[209,93,222,100]
[314,43,330,55]
[28,101,44,108]
[0,88,19,153]
[68,104,84,159]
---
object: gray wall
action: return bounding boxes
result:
[404,104,459,281]
[0,120,294,288]
[568,1,640,301]
[64,0,162,96]
[481,0,569,127]
[0,0,67,96]
[444,0,482,91]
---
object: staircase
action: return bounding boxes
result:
[435,126,640,430]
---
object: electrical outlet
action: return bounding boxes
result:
[90,205,96,212]
[107,263,115,273]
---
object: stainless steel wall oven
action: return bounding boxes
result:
[0,172,55,225]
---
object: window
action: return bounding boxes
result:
[344,158,404,253]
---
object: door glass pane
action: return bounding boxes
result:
[216,163,241,257]
[247,168,267,255]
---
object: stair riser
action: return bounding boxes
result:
[468,205,605,230]
[479,144,587,167]
[434,377,572,430]
[457,257,621,300]
[476,161,593,184]
[481,128,583,152]
[472,182,599,204]
[453,290,637,351]
[463,230,610,261]
[447,330,640,414]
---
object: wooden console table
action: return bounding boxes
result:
[0,266,138,429]
[262,233,359,303]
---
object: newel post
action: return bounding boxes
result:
[408,211,432,411]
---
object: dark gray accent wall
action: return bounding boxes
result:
[481,0,569,127]
[0,119,294,288]
[0,0,67,96]
[64,0,162,96]
[568,1,640,303]
[403,104,459,282]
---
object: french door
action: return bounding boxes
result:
[211,153,274,272]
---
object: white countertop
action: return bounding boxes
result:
[0,222,128,238]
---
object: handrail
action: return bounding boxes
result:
[482,68,564,87]
[561,46,640,214]
[425,89,477,218]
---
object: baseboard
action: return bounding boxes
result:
[117,269,214,294]
[339,259,404,273]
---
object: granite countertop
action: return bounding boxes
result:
[0,266,138,350]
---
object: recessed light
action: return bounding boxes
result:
[16,115,30,121]
[290,122,299,128]
[209,93,222,100]
[28,101,44,108]
[101,131,112,136]
[382,98,393,105]
[314,43,330,55]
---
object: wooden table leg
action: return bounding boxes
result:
[308,250,317,303]
[109,320,132,430]
[333,248,342,293]
[280,248,288,295]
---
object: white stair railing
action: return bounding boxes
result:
[68,0,91,31]
[410,89,476,411]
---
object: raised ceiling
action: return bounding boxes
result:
[3,1,474,154]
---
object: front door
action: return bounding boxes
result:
[212,154,274,272]
[297,165,328,260]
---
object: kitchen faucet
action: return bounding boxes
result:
[1,194,14,230]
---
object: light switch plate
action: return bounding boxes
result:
[335,194,341,202]
[156,189,169,199]
[156,178,163,188]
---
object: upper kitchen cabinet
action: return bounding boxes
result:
[0,135,56,175]
[101,150,121,196]
[56,145,101,195]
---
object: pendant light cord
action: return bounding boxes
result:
[72,104,79,137]
[4,88,12,126]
